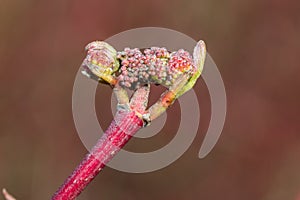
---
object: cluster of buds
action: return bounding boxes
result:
[116,47,196,89]
[81,40,206,122]
[81,40,206,99]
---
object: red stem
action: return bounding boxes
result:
[52,109,143,200]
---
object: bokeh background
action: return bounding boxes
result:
[1,0,300,199]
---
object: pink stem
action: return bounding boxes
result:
[52,109,143,200]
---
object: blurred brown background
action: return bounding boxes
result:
[1,0,300,199]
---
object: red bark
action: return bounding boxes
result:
[52,109,143,200]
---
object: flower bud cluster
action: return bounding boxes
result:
[117,47,195,89]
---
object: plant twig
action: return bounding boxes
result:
[52,40,206,199]
[52,108,144,199]
[2,188,16,200]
